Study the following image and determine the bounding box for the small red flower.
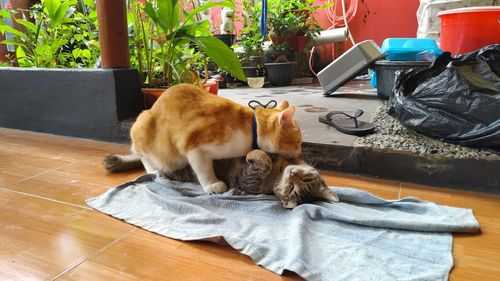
[4,2,12,9]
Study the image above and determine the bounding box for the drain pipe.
[312,27,349,46]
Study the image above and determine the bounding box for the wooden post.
[96,0,130,68]
[0,32,8,62]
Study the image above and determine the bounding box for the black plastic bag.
[389,44,500,152]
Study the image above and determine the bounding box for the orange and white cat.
[127,83,302,194]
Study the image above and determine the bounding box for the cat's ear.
[277,100,289,111]
[313,181,339,203]
[278,106,295,127]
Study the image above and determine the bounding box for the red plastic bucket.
[438,6,500,55]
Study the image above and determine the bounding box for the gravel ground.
[354,102,500,160]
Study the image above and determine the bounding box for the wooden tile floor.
[0,128,499,280]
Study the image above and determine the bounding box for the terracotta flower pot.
[202,80,219,95]
[141,88,167,109]
[142,82,218,109]
[287,35,309,51]
[270,35,286,44]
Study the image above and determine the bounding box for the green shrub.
[0,0,99,68]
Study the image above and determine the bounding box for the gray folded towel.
[87,174,480,281]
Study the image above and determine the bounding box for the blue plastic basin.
[381,38,443,61]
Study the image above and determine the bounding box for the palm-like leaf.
[157,0,179,33]
[144,2,167,32]
[0,23,26,38]
[195,36,246,81]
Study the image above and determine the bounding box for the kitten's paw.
[286,166,300,177]
[104,154,121,172]
[203,181,228,194]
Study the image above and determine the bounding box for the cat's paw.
[286,166,301,177]
[246,149,272,165]
[203,181,228,194]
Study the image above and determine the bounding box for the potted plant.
[235,0,266,86]
[267,0,331,52]
[264,0,331,81]
[127,0,246,108]
[239,25,264,78]
[264,42,297,86]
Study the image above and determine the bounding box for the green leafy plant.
[127,0,245,88]
[240,32,263,65]
[267,0,332,40]
[0,0,99,68]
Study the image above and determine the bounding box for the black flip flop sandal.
[319,109,375,136]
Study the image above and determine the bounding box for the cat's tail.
[104,153,143,172]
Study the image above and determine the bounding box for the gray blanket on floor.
[86,174,480,281]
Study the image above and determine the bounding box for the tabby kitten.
[230,150,339,208]
[105,149,339,208]
[128,83,302,195]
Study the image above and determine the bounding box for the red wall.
[314,0,420,61]
[207,0,420,63]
